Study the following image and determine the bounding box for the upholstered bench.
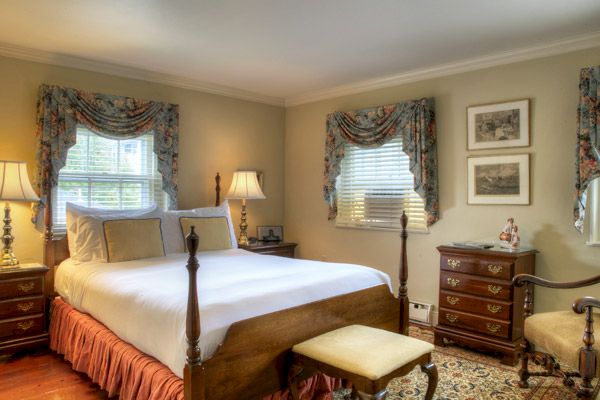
[288,325,438,400]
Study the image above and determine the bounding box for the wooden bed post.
[399,211,409,335]
[184,226,206,400]
[215,172,221,206]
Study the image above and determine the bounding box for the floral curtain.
[323,97,438,226]
[33,84,179,222]
[574,66,600,232]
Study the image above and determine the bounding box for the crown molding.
[0,42,285,107]
[285,31,600,107]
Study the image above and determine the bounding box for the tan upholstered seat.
[525,311,600,377]
[292,324,434,380]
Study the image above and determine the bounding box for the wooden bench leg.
[353,389,387,400]
[421,362,438,400]
[288,362,303,400]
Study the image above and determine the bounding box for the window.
[588,177,600,246]
[336,136,427,231]
[53,127,166,229]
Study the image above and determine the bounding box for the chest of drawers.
[239,242,298,258]
[0,263,49,355]
[433,245,536,365]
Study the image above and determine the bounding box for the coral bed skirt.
[50,298,339,399]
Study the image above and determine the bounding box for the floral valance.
[323,97,439,226]
[575,66,600,232]
[33,84,179,222]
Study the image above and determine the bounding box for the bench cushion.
[292,325,434,380]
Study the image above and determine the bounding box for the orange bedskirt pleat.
[49,298,339,400]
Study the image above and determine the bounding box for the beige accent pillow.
[179,217,233,252]
[103,218,165,263]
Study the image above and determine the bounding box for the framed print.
[467,154,530,205]
[257,225,283,242]
[467,99,529,150]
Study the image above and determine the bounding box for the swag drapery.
[574,66,600,232]
[33,84,179,222]
[323,97,439,226]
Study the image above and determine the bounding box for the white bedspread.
[55,249,391,378]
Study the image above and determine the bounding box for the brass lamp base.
[1,203,18,266]
[238,199,250,246]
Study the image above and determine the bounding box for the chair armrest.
[513,273,600,289]
[573,296,600,314]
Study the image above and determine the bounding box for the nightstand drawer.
[439,308,511,339]
[0,296,45,319]
[440,290,512,320]
[440,271,512,300]
[0,314,45,339]
[0,277,43,300]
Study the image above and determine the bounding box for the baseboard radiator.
[409,300,433,326]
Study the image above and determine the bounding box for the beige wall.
[284,47,600,316]
[0,55,285,264]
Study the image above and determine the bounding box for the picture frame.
[257,225,283,242]
[467,99,529,150]
[467,154,530,205]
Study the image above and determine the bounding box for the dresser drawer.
[0,296,45,319]
[439,308,511,339]
[0,277,43,300]
[441,255,513,280]
[0,314,44,339]
[440,271,512,300]
[440,290,512,320]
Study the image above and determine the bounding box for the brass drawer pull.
[487,304,502,313]
[488,285,502,295]
[488,264,503,274]
[447,278,460,287]
[447,259,461,269]
[17,282,35,293]
[446,314,459,323]
[17,320,34,331]
[486,323,501,333]
[17,302,34,312]
[446,296,460,305]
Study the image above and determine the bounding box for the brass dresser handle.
[486,323,501,333]
[17,302,34,312]
[17,320,34,331]
[447,278,460,287]
[487,304,502,313]
[488,285,502,295]
[446,314,458,323]
[488,265,503,274]
[17,282,35,293]
[447,259,461,269]
[446,296,460,305]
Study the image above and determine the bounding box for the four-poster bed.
[44,173,411,400]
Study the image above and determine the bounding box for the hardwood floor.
[0,350,110,399]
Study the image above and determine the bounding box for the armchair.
[513,273,600,399]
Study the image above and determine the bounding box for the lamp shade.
[225,171,266,200]
[0,161,39,202]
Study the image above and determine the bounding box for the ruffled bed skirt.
[50,298,339,399]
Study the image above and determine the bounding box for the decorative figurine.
[499,218,514,242]
[499,217,520,249]
[510,225,520,248]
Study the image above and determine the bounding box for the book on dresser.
[434,245,537,365]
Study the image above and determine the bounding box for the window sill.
[335,222,429,234]
[586,241,600,247]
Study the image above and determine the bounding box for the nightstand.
[0,263,49,355]
[239,242,298,258]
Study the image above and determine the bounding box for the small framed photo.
[257,225,283,242]
[467,154,530,205]
[467,99,529,150]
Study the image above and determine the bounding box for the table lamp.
[0,161,39,266]
[226,171,266,246]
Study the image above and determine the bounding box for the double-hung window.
[336,136,427,232]
[588,178,600,246]
[52,126,166,229]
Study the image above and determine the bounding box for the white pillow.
[161,200,238,254]
[73,206,163,263]
[66,203,159,257]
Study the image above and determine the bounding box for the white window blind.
[336,136,427,231]
[53,127,166,229]
[588,178,600,246]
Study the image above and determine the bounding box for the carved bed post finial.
[215,172,221,206]
[399,211,409,335]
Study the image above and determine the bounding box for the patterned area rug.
[333,326,599,399]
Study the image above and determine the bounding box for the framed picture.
[467,154,530,205]
[257,225,283,242]
[467,99,529,150]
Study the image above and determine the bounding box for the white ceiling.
[0,0,599,105]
